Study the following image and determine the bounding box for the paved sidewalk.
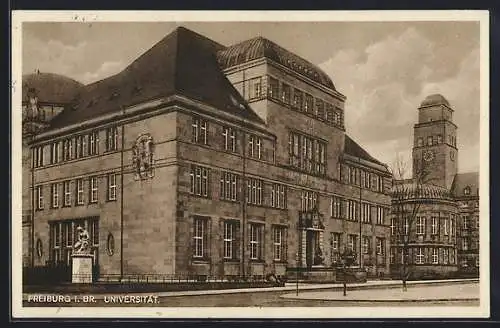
[281,282,479,302]
[23,278,478,301]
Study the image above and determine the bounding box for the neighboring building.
[390,94,480,280]
[21,72,83,267]
[24,27,392,283]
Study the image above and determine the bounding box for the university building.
[390,94,480,279]
[22,27,394,282]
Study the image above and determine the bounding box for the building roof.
[344,135,387,168]
[392,180,451,200]
[22,72,84,105]
[48,27,264,130]
[420,94,450,108]
[451,172,479,198]
[217,37,336,91]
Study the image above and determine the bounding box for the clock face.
[423,150,434,162]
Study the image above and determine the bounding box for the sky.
[22,21,481,174]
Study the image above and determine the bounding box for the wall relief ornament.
[132,133,155,180]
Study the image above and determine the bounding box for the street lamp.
[295,252,299,296]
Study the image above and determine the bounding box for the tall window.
[347,200,358,221]
[301,190,317,211]
[190,165,210,197]
[404,218,409,235]
[462,215,469,230]
[273,226,286,261]
[362,236,370,254]
[107,173,117,201]
[432,248,439,264]
[88,131,99,155]
[443,218,448,235]
[271,183,286,209]
[62,138,73,161]
[50,142,60,164]
[304,94,314,113]
[90,176,98,203]
[330,233,341,263]
[222,127,237,152]
[51,183,59,208]
[315,99,325,120]
[427,136,433,146]
[249,223,263,260]
[416,247,424,264]
[451,216,455,236]
[106,126,119,151]
[63,181,71,207]
[76,178,84,205]
[33,146,44,168]
[75,135,86,158]
[390,218,395,235]
[281,83,291,104]
[246,178,263,205]
[220,171,238,201]
[223,221,236,259]
[268,76,279,99]
[376,238,385,255]
[293,89,303,110]
[248,77,262,100]
[193,217,207,258]
[192,117,208,145]
[288,131,326,175]
[248,135,262,159]
[462,238,469,251]
[331,196,343,218]
[416,216,426,235]
[432,216,438,235]
[376,206,385,225]
[36,185,44,210]
[347,234,357,252]
[443,248,449,264]
[390,248,395,264]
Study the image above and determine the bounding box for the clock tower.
[412,94,458,190]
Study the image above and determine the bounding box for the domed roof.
[217,37,336,90]
[22,72,84,105]
[392,181,451,200]
[420,94,450,107]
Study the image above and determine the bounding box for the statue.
[73,226,91,255]
[132,134,154,180]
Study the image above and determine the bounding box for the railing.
[97,274,273,284]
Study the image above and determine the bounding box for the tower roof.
[217,37,336,91]
[420,94,450,108]
[48,26,264,130]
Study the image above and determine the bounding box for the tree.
[389,153,435,291]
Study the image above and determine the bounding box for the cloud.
[79,61,124,84]
[320,27,480,174]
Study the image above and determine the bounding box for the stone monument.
[71,226,94,283]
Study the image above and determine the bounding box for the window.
[220,171,238,202]
[432,216,438,235]
[63,181,71,207]
[390,218,395,235]
[248,135,262,159]
[273,226,286,261]
[247,178,263,205]
[427,136,433,146]
[288,131,326,175]
[462,215,469,230]
[50,142,60,164]
[416,216,426,235]
[107,173,117,201]
[106,126,119,151]
[90,176,98,203]
[390,248,395,264]
[193,217,207,258]
[331,196,343,218]
[190,165,210,197]
[443,218,448,235]
[432,248,439,264]
[315,99,325,119]
[437,135,443,144]
[301,190,318,211]
[281,83,291,104]
[76,178,84,205]
[222,127,237,152]
[360,203,371,223]
[271,183,287,209]
[326,104,334,123]
[75,135,86,158]
[36,185,44,210]
[248,77,262,100]
[450,216,455,236]
[304,94,314,113]
[416,248,424,264]
[62,222,73,248]
[268,76,279,99]
[51,183,59,208]
[347,235,357,252]
[88,131,99,155]
[347,200,358,221]
[404,218,409,235]
[376,238,385,255]
[62,138,73,161]
[376,206,385,225]
[90,220,99,246]
[330,233,341,263]
[443,248,449,264]
[363,236,370,254]
[192,117,208,145]
[293,89,303,110]
[33,146,44,168]
[417,137,423,147]
[249,223,263,260]
[223,221,236,259]
[462,238,469,251]
[450,249,456,264]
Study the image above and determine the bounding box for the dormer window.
[464,186,471,196]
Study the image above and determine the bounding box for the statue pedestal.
[71,254,94,283]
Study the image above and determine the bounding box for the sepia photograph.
[11,10,490,319]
